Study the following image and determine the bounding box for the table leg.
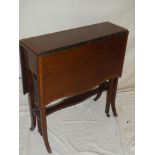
[111,77,118,117]
[40,108,52,153]
[105,79,114,117]
[28,71,36,131]
[37,119,42,136]
[31,74,43,135]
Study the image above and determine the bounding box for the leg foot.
[106,113,110,117]
[45,141,52,153]
[30,124,36,131]
[40,108,52,153]
[113,112,118,117]
[93,92,102,101]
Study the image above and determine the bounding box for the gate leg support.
[94,81,108,101]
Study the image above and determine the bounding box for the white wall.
[19,0,135,90]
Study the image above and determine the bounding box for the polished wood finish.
[46,81,108,116]
[20,22,129,153]
[40,34,127,106]
[20,22,128,55]
[20,46,29,94]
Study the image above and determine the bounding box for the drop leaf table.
[20,22,129,153]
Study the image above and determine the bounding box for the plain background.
[19,1,135,155]
[19,0,135,91]
[19,1,135,154]
[1,0,155,155]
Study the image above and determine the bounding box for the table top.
[20,22,128,56]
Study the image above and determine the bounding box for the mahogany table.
[20,22,129,153]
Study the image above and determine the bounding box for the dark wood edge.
[20,30,129,57]
[19,45,29,94]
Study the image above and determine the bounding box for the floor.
[19,80,134,155]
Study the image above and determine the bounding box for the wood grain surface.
[20,22,128,56]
